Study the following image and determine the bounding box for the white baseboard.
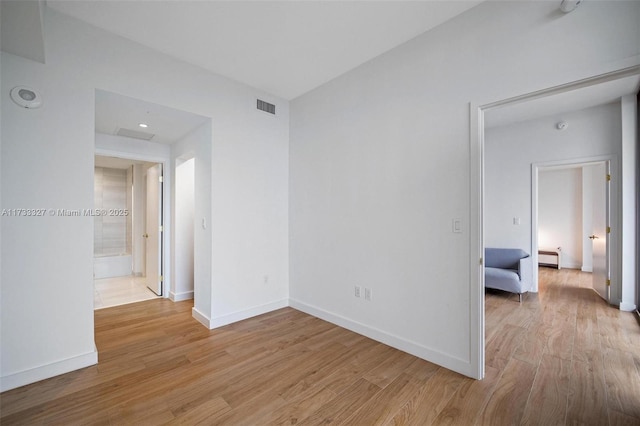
[209,299,289,329]
[192,307,212,328]
[289,298,474,378]
[170,290,194,302]
[0,347,98,392]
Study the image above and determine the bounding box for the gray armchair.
[484,248,533,302]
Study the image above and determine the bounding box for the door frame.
[470,64,639,380]
[95,148,171,299]
[532,156,618,297]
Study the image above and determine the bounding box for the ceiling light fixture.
[138,123,148,128]
[560,0,581,13]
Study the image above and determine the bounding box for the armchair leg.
[519,293,522,303]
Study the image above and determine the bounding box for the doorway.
[93,155,164,309]
[472,66,640,379]
[535,160,611,301]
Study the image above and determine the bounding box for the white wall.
[1,7,289,391]
[290,1,639,378]
[174,158,195,301]
[485,103,621,252]
[171,122,213,321]
[538,168,583,269]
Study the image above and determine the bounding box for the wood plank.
[485,323,526,370]
[167,397,231,425]
[340,373,423,425]
[520,354,571,425]
[297,378,382,425]
[602,347,640,419]
[387,368,466,425]
[565,358,609,425]
[479,358,537,426]
[431,365,501,425]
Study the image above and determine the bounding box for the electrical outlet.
[364,288,372,301]
[354,286,361,298]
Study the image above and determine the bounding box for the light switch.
[513,217,521,225]
[452,218,462,233]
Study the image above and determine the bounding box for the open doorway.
[472,66,640,379]
[93,89,211,319]
[93,155,163,309]
[535,160,611,301]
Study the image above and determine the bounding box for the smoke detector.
[10,86,42,109]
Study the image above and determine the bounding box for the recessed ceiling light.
[138,123,148,128]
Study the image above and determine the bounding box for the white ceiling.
[95,90,210,144]
[47,0,483,100]
[42,2,640,140]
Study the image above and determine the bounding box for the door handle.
[143,233,149,238]
[589,235,599,240]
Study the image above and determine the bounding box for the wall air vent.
[257,99,276,115]
[116,128,155,141]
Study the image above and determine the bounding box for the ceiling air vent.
[116,128,155,141]
[257,99,275,115]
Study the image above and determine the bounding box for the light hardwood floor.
[2,268,639,425]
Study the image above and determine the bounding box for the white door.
[590,162,609,301]
[145,164,163,295]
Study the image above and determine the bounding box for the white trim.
[170,290,194,302]
[479,66,640,111]
[192,307,211,328]
[0,348,98,392]
[209,299,289,329]
[469,102,484,380]
[290,298,475,378]
[531,166,540,291]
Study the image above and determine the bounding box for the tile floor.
[94,275,160,309]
